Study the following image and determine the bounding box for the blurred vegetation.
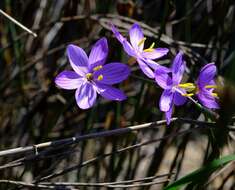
[0,0,235,189]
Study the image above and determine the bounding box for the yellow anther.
[97,74,103,81]
[205,85,217,89]
[138,37,146,47]
[149,42,155,49]
[178,83,195,88]
[93,65,103,71]
[211,93,219,98]
[143,42,155,52]
[143,48,154,52]
[182,93,194,97]
[178,83,196,92]
[86,73,93,80]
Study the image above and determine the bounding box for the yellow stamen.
[149,42,155,49]
[138,37,146,47]
[86,73,93,80]
[143,42,155,52]
[93,65,103,71]
[212,93,219,98]
[205,85,217,89]
[178,83,195,88]
[182,93,194,97]
[143,48,154,52]
[97,74,103,81]
[178,83,196,91]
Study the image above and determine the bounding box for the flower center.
[85,66,104,81]
[177,83,196,97]
[177,83,219,98]
[86,72,103,82]
[137,37,155,52]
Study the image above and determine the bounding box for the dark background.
[0,0,235,189]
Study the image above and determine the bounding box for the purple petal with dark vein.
[55,71,84,90]
[75,82,97,109]
[144,59,159,70]
[159,89,173,112]
[96,83,126,101]
[93,62,130,85]
[206,80,216,93]
[172,51,185,85]
[137,58,155,78]
[88,37,108,70]
[129,23,144,51]
[122,40,136,57]
[173,91,187,106]
[197,63,217,87]
[67,45,89,76]
[142,48,169,60]
[155,65,172,89]
[165,105,173,125]
[111,24,126,43]
[197,90,219,109]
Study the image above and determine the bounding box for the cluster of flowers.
[55,23,219,124]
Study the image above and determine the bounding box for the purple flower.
[55,37,130,109]
[196,63,219,109]
[155,52,187,124]
[111,23,168,78]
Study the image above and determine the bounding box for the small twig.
[0,179,169,189]
[0,180,54,189]
[41,180,169,188]
[0,117,216,158]
[41,174,170,186]
[0,118,173,158]
[0,9,37,37]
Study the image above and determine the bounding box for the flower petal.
[142,48,169,60]
[96,83,126,101]
[173,91,187,106]
[197,63,217,87]
[165,105,173,125]
[75,82,97,109]
[111,24,126,43]
[137,58,155,78]
[144,59,159,70]
[129,23,144,51]
[67,45,89,76]
[159,89,173,112]
[172,51,185,85]
[88,37,108,70]
[197,90,219,109]
[93,62,130,85]
[155,65,172,89]
[123,40,136,57]
[206,80,216,93]
[55,71,84,90]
